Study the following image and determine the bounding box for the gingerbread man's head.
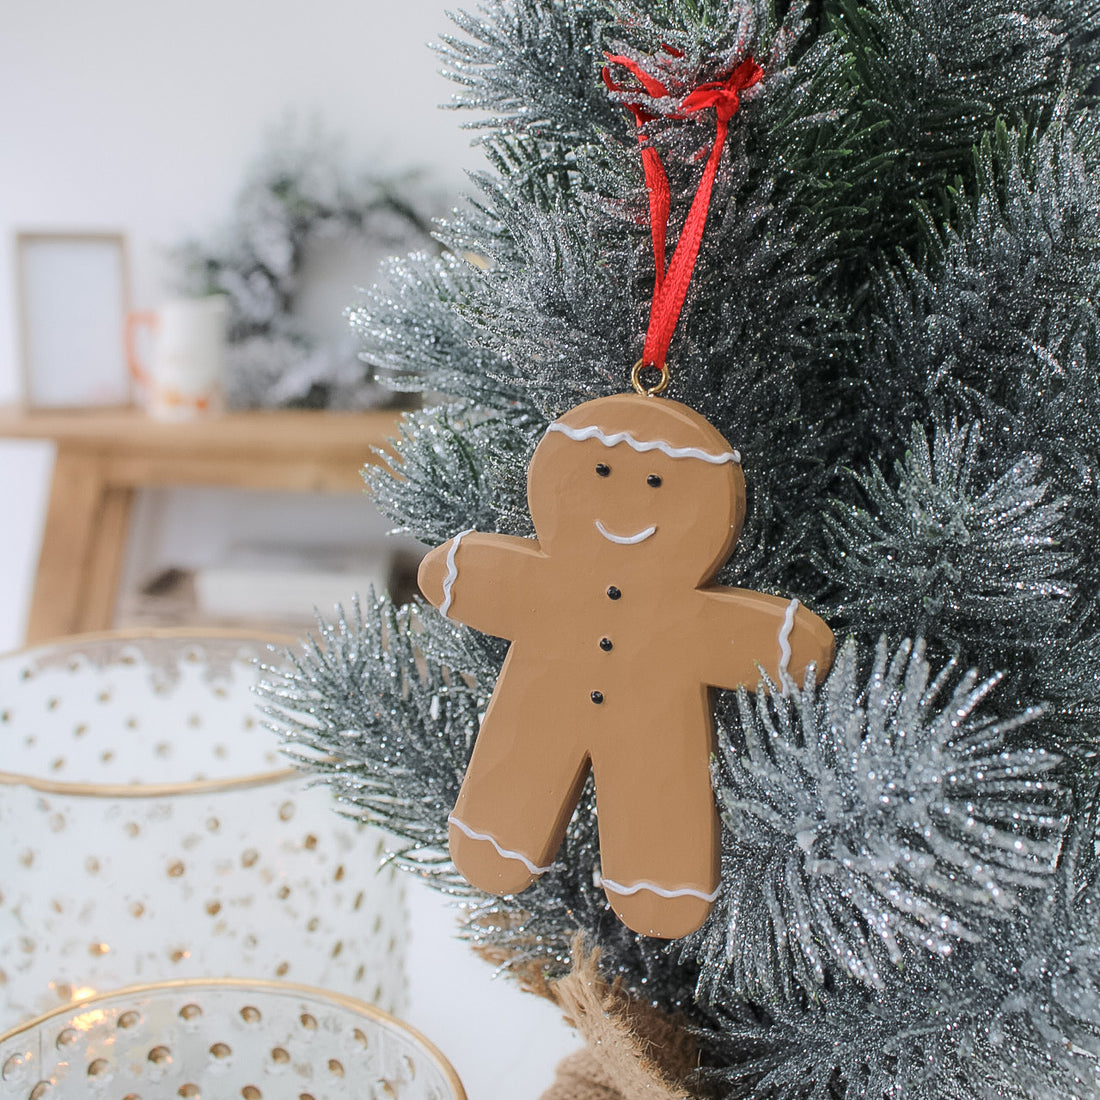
[528,393,746,585]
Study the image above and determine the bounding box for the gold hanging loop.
[631,359,671,397]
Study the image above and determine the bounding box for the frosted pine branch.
[693,637,1067,1002]
[823,419,1076,661]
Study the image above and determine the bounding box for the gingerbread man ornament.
[418,393,835,938]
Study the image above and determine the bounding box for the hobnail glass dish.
[0,978,465,1099]
[0,631,406,1028]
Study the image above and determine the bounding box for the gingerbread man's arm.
[696,588,835,691]
[418,531,546,641]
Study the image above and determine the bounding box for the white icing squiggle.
[777,597,801,691]
[448,814,553,876]
[595,520,657,545]
[439,528,475,619]
[599,875,722,903]
[548,422,741,465]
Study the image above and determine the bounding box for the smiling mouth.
[595,520,657,545]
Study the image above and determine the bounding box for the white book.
[194,543,393,620]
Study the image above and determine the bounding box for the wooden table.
[0,406,404,643]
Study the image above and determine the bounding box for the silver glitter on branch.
[362,404,541,546]
[693,636,1067,1002]
[867,109,1100,457]
[449,194,639,417]
[824,0,1076,262]
[700,874,1100,1099]
[602,0,802,67]
[823,419,1076,660]
[438,0,619,141]
[350,250,535,415]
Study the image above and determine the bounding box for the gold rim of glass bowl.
[0,627,303,798]
[0,977,467,1099]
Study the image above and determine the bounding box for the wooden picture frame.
[16,231,132,410]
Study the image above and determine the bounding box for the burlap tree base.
[535,939,699,1100]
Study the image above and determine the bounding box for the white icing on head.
[598,874,721,903]
[547,421,741,465]
[448,814,552,876]
[777,597,801,693]
[440,528,475,619]
[595,520,657,545]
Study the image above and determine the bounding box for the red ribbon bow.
[603,54,763,376]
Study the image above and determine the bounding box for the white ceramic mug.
[126,296,228,420]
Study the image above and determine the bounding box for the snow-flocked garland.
[174,125,439,410]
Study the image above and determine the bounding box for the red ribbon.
[603,54,763,373]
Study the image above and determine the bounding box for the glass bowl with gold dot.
[0,978,464,1099]
[0,631,407,1028]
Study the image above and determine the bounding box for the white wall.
[0,0,474,346]
[0,3,578,1093]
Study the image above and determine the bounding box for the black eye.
[596,463,611,477]
[647,474,662,487]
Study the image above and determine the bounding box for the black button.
[599,637,613,651]
[591,691,604,704]
[647,474,662,487]
[607,586,621,600]
[596,463,611,477]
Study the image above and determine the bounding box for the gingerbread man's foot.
[600,875,718,939]
[448,815,551,896]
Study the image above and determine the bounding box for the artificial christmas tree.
[262,1,1100,1095]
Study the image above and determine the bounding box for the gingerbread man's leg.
[449,651,591,895]
[591,686,720,939]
